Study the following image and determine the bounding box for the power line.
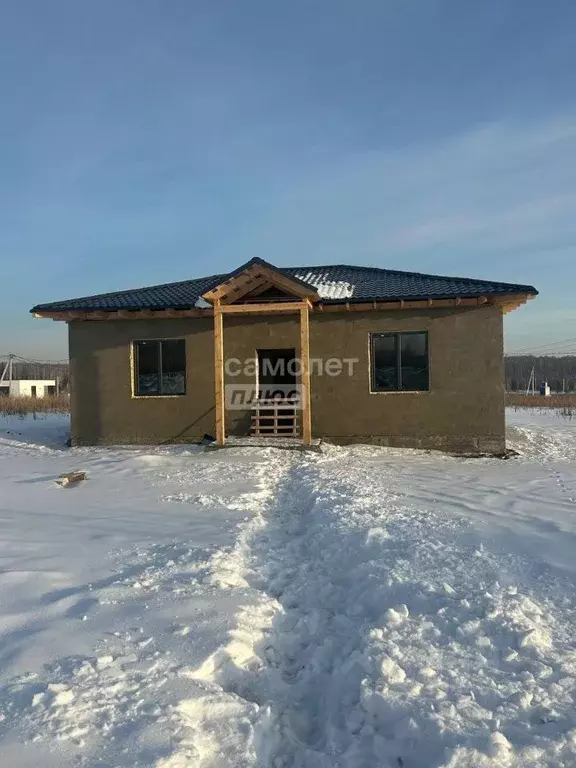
[506,337,576,356]
[0,353,69,364]
[507,348,576,358]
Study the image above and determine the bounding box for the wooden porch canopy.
[200,259,320,446]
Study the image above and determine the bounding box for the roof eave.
[32,290,537,321]
[319,289,538,305]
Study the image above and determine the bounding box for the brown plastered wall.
[309,305,505,453]
[68,314,300,446]
[68,304,505,453]
[69,317,216,446]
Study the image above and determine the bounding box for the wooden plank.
[314,295,535,313]
[250,395,299,437]
[258,428,298,434]
[202,264,319,304]
[490,293,535,305]
[108,308,208,319]
[236,280,277,301]
[33,311,88,321]
[219,275,271,304]
[202,265,263,301]
[220,301,308,315]
[300,304,312,445]
[34,308,211,322]
[56,471,87,487]
[257,269,318,300]
[84,311,108,320]
[33,292,537,324]
[213,301,225,446]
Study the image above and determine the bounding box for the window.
[133,340,186,396]
[370,332,429,392]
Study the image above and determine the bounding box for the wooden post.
[214,301,226,445]
[300,304,312,445]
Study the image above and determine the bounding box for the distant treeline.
[505,356,576,392]
[1,361,70,390]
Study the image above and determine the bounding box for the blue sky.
[1,0,575,358]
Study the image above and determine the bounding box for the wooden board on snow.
[56,471,87,487]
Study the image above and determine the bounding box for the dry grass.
[506,393,576,418]
[506,393,576,408]
[0,394,70,416]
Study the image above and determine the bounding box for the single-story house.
[31,257,537,453]
[0,379,57,398]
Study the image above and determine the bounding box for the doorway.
[254,348,299,436]
[257,348,297,396]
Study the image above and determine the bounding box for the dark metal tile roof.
[31,261,537,313]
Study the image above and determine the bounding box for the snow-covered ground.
[1,410,576,767]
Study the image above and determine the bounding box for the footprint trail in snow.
[182,446,576,768]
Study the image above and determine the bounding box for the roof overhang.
[31,291,536,321]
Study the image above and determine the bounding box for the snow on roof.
[293,272,355,299]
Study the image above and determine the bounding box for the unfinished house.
[31,258,537,453]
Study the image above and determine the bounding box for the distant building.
[0,379,56,398]
[540,381,551,396]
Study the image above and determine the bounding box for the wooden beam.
[34,311,71,321]
[209,268,266,303]
[220,275,271,304]
[202,269,262,301]
[491,293,535,314]
[201,264,319,304]
[220,301,308,315]
[240,280,276,300]
[314,296,514,313]
[32,292,537,322]
[489,292,536,305]
[33,308,211,322]
[501,299,527,314]
[82,311,107,320]
[213,301,225,446]
[151,309,181,319]
[56,471,87,487]
[300,303,312,445]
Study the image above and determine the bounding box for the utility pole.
[0,354,14,394]
[525,366,536,396]
[0,355,14,388]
